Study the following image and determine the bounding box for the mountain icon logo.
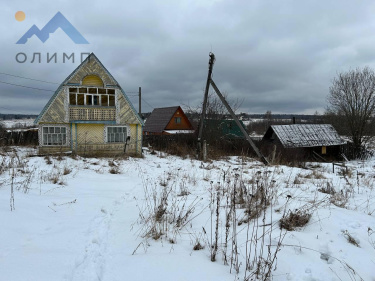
[16,12,89,44]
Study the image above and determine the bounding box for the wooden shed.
[203,119,247,139]
[143,106,194,135]
[262,124,346,159]
[34,53,143,156]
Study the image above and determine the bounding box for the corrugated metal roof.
[143,106,179,133]
[268,124,346,148]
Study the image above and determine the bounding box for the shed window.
[107,126,127,143]
[322,146,327,155]
[42,126,67,146]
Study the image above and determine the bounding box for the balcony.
[69,106,116,121]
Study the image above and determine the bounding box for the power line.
[0,72,59,84]
[0,73,155,110]
[141,97,154,109]
[0,106,38,115]
[0,80,54,92]
[126,92,154,109]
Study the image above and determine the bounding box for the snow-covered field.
[0,147,374,281]
[0,118,36,129]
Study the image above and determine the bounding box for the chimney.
[292,116,296,124]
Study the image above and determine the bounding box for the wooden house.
[203,119,247,139]
[262,124,346,159]
[143,106,194,135]
[34,53,143,156]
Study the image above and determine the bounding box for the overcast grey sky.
[1,0,375,115]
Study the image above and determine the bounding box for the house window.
[175,117,181,124]
[69,87,116,107]
[42,126,67,146]
[107,126,127,143]
[69,94,76,105]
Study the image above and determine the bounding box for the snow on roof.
[267,124,346,148]
[163,130,195,134]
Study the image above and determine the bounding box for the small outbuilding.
[143,106,194,135]
[203,119,247,139]
[262,124,346,159]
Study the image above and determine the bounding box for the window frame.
[106,126,128,143]
[69,87,116,107]
[42,126,68,146]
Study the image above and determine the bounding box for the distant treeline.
[0,114,37,120]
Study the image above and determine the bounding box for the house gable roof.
[35,53,143,125]
[144,106,181,133]
[263,124,346,148]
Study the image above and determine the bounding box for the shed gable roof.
[144,106,180,133]
[265,124,346,148]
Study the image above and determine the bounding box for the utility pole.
[197,52,215,153]
[138,87,142,118]
[197,53,269,165]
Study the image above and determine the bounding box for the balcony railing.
[69,106,116,121]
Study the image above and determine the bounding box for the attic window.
[175,117,181,124]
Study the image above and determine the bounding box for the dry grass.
[63,167,71,175]
[318,182,336,195]
[279,209,312,231]
[330,191,349,208]
[342,230,360,247]
[193,241,204,250]
[109,166,120,174]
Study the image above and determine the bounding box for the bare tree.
[183,90,243,127]
[327,67,375,153]
[204,90,243,120]
[263,110,272,131]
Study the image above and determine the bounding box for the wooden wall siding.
[39,146,71,154]
[75,144,126,155]
[82,75,103,87]
[77,124,105,145]
[71,123,76,151]
[67,57,116,86]
[117,91,141,125]
[39,145,129,156]
[39,90,66,123]
[165,108,193,130]
[69,107,116,121]
[75,123,139,155]
[130,124,142,155]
